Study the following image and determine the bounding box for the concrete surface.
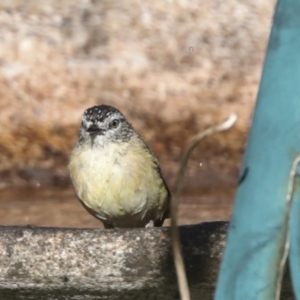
[0,222,295,299]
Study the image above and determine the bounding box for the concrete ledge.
[0,222,294,299]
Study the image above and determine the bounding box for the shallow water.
[0,187,234,228]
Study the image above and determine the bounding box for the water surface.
[0,187,234,228]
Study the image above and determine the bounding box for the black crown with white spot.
[83,105,122,122]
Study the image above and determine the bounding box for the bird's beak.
[87,125,105,135]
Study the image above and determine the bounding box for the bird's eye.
[110,119,120,129]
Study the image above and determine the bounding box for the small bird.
[69,105,170,228]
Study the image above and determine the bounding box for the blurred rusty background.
[0,0,275,227]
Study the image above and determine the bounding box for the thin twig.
[275,154,300,300]
[171,114,237,300]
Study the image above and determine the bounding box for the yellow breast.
[68,138,168,227]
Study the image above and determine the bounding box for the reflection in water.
[0,187,234,228]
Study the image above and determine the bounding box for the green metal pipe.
[215,0,300,299]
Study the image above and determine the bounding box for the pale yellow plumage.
[69,135,169,228]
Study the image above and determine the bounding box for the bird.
[68,104,170,228]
